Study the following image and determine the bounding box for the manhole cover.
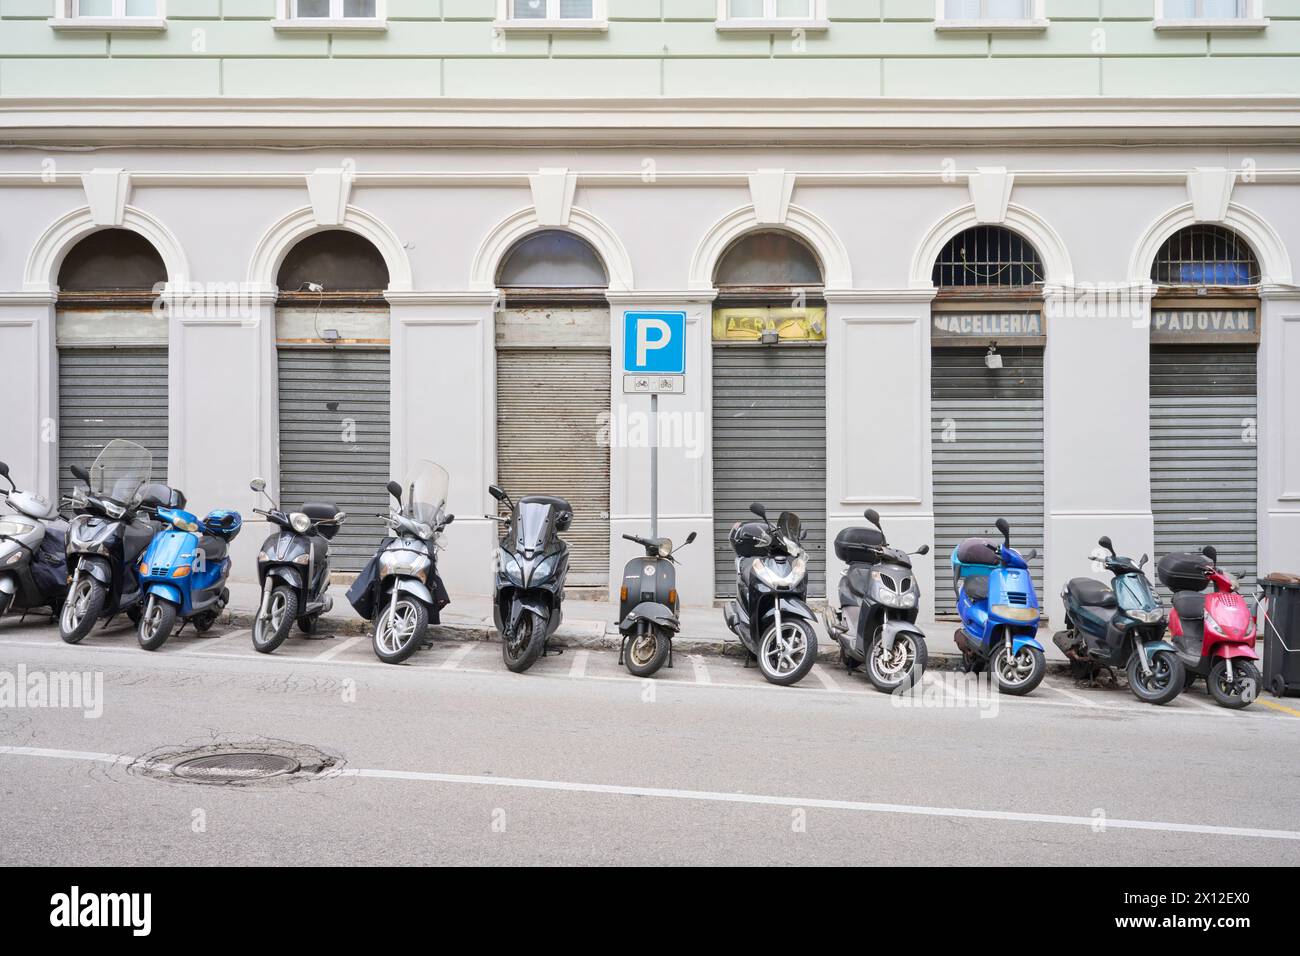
[172,752,301,782]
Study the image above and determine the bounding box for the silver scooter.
[0,460,67,623]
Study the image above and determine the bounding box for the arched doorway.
[56,228,169,502]
[274,229,391,572]
[710,231,827,598]
[929,225,1046,615]
[1148,224,1261,594]
[494,230,611,588]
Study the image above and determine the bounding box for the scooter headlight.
[290,512,311,534]
[103,501,125,519]
[499,550,523,586]
[5,550,22,565]
[752,556,806,590]
[991,604,1039,623]
[658,539,673,558]
[1129,608,1164,625]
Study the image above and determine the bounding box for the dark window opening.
[932,226,1044,289]
[497,230,609,291]
[58,229,167,294]
[714,231,824,290]
[1151,225,1260,287]
[277,230,390,303]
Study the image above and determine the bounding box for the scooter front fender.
[1135,639,1178,669]
[1010,634,1044,656]
[77,556,112,586]
[1208,642,1259,661]
[145,583,184,607]
[881,619,927,654]
[763,596,817,625]
[265,565,303,592]
[392,577,434,607]
[619,601,679,633]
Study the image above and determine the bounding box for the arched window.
[277,229,390,294]
[497,230,608,289]
[714,231,823,288]
[932,226,1044,289]
[1151,225,1260,287]
[58,229,166,293]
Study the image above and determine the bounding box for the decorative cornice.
[1,96,1299,147]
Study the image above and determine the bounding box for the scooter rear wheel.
[625,625,671,678]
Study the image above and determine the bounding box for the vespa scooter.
[135,505,242,650]
[823,508,931,692]
[489,484,570,673]
[1160,546,1259,708]
[721,503,819,687]
[952,518,1046,695]
[0,460,67,624]
[1053,536,1184,705]
[616,530,697,678]
[248,477,347,654]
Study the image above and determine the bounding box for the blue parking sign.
[623,311,686,375]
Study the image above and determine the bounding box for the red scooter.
[1159,546,1260,709]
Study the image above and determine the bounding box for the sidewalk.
[221,581,1069,668]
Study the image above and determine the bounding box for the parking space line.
[1178,692,1224,714]
[173,629,250,655]
[439,643,476,671]
[811,664,841,692]
[568,649,590,679]
[1039,680,1106,708]
[314,634,364,662]
[690,655,711,685]
[1257,698,1300,718]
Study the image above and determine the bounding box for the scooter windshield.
[1115,574,1158,612]
[776,511,802,552]
[514,502,554,552]
[88,439,152,504]
[398,460,449,526]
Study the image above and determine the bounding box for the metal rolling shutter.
[277,348,390,573]
[1150,344,1258,596]
[931,347,1045,616]
[58,347,169,503]
[712,344,827,599]
[496,347,611,587]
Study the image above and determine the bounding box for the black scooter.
[248,477,347,654]
[0,460,67,623]
[721,502,819,686]
[1053,535,1186,705]
[823,508,931,692]
[617,530,697,677]
[489,484,570,673]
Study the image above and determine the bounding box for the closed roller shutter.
[712,344,826,599]
[931,347,1044,616]
[277,348,390,573]
[58,347,169,503]
[496,347,611,587]
[1150,344,1258,596]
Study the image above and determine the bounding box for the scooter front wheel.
[866,629,927,693]
[137,598,178,651]
[757,618,817,686]
[990,644,1045,696]
[1207,658,1259,709]
[252,586,297,655]
[373,597,428,665]
[60,578,105,645]
[1127,649,1184,705]
[625,625,671,678]
[502,612,546,673]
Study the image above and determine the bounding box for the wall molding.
[690,202,852,291]
[246,203,413,293]
[1128,200,1293,286]
[469,204,634,293]
[24,203,190,293]
[910,201,1075,288]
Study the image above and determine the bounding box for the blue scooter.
[135,505,242,651]
[952,517,1046,695]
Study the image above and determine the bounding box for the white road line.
[1040,680,1106,708]
[1178,691,1224,714]
[10,744,1291,843]
[568,649,590,679]
[439,643,476,671]
[811,664,841,692]
[314,634,365,662]
[173,629,251,655]
[690,655,711,684]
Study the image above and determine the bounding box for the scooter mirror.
[443,514,455,525]
[1026,549,1040,561]
[1140,553,1149,568]
[386,480,403,502]
[685,531,698,545]
[70,464,89,482]
[864,508,881,528]
[1098,535,1114,554]
[917,544,930,556]
[249,477,266,493]
[335,512,348,523]
[995,518,1010,536]
[488,484,506,502]
[749,502,767,519]
[0,461,8,477]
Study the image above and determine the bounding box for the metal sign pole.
[650,391,658,539]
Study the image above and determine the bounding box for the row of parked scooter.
[0,439,1261,707]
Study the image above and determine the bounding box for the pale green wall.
[1,1,1298,96]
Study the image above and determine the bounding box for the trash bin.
[1259,573,1300,697]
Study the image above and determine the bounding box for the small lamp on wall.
[984,342,1003,370]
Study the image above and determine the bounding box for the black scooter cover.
[30,526,67,597]
[346,537,450,622]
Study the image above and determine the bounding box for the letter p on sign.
[624,311,686,375]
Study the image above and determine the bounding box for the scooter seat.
[301,501,339,522]
[1066,577,1116,609]
[1173,592,1205,621]
[961,576,989,602]
[197,535,228,564]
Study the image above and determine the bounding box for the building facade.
[2,1,1299,623]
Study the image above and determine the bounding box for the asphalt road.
[0,616,1297,866]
